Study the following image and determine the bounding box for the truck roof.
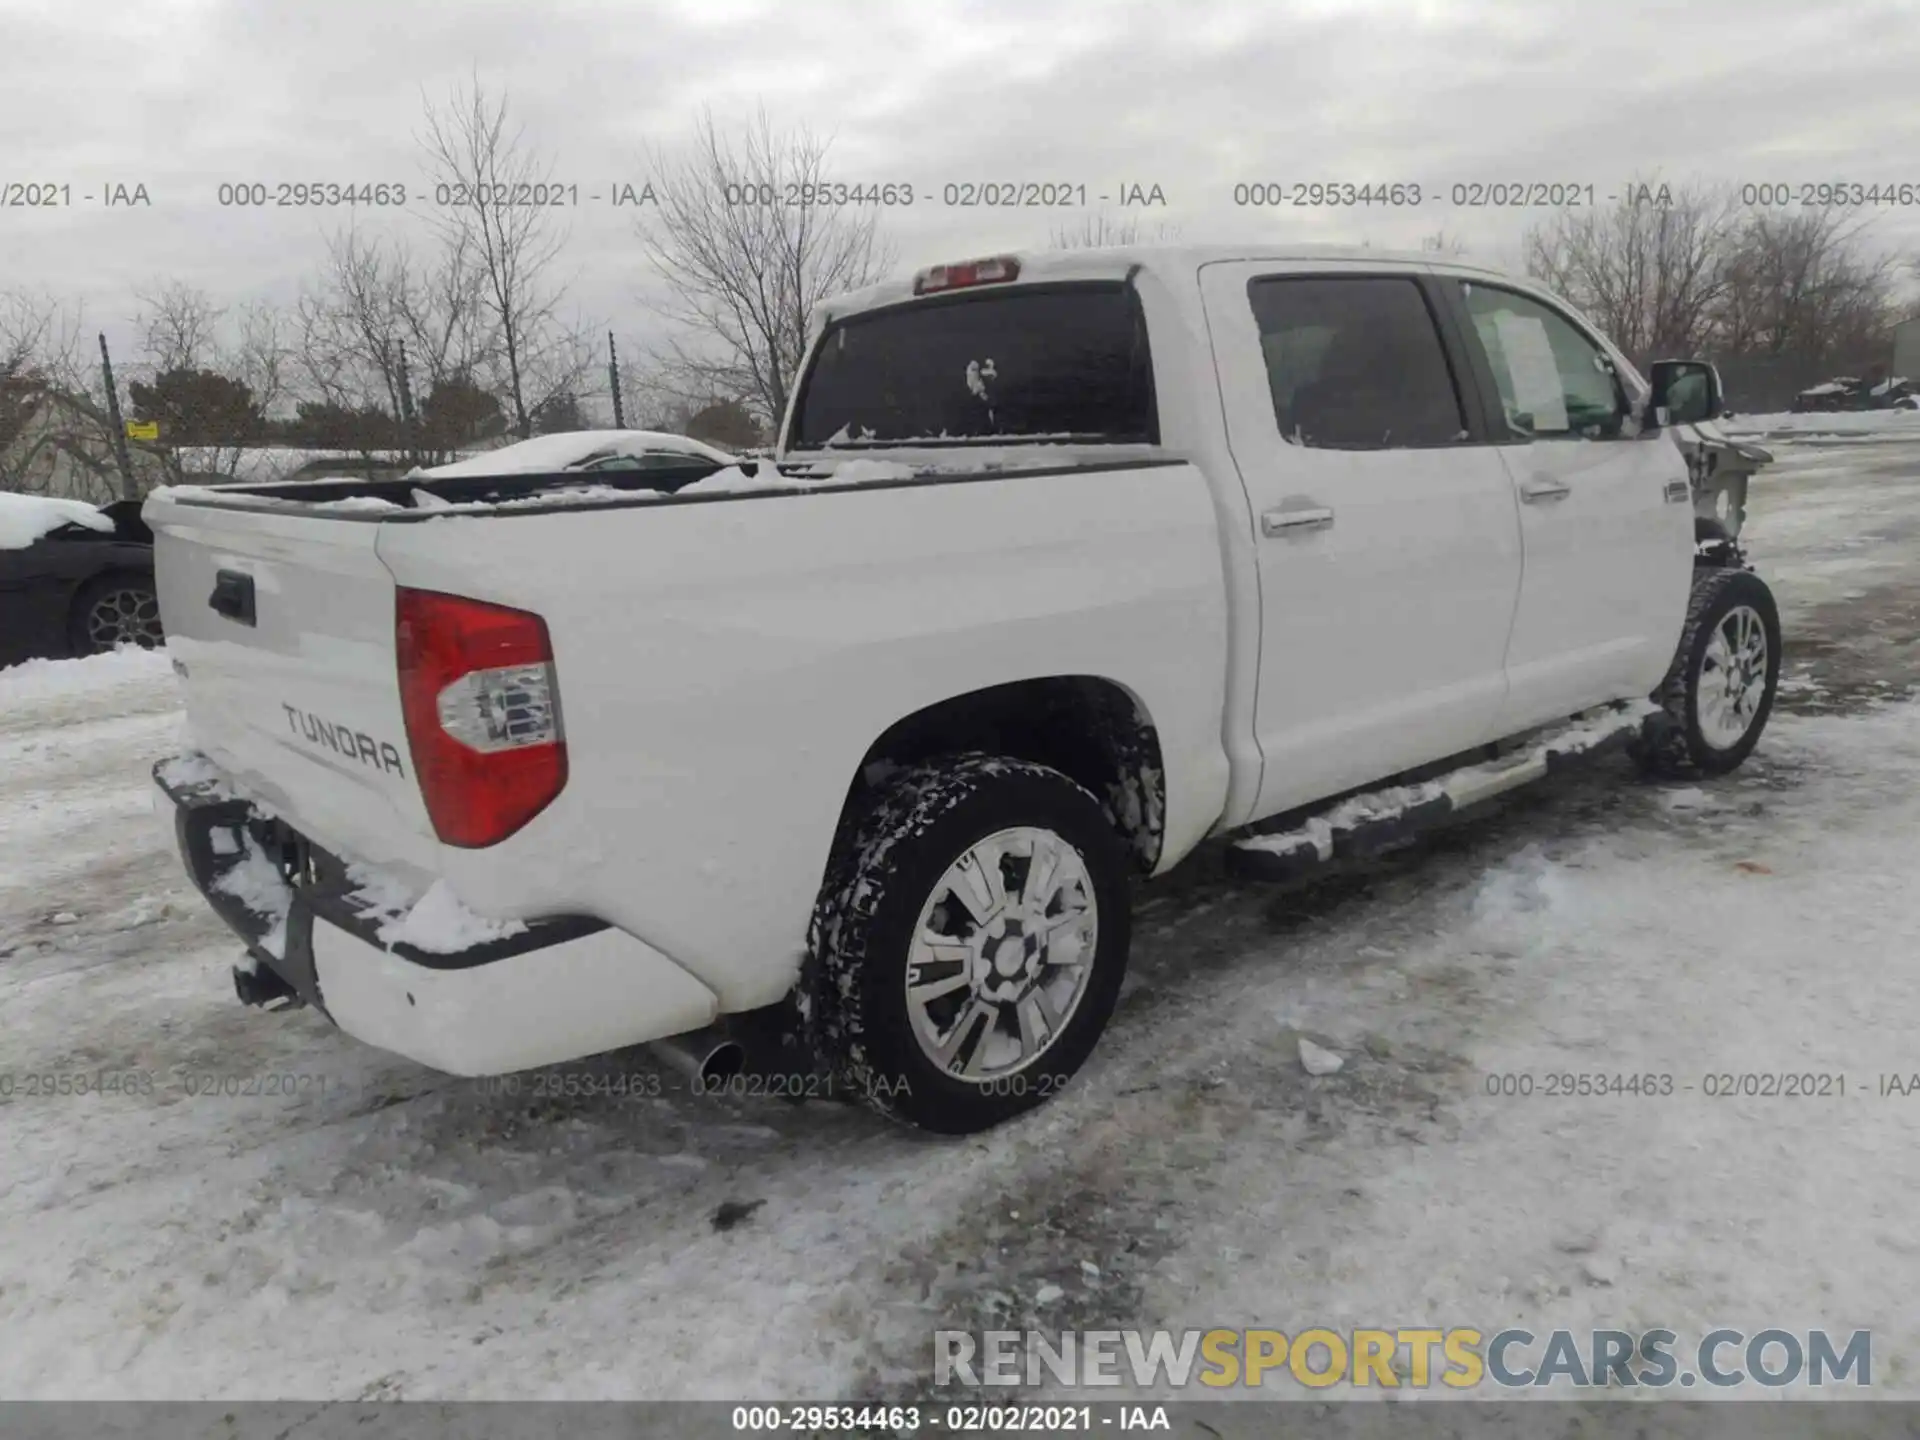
[817,243,1515,321]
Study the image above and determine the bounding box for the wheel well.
[69,567,155,611]
[1694,516,1744,569]
[840,677,1167,872]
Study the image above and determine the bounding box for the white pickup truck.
[147,245,1781,1134]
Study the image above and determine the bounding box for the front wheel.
[69,573,164,655]
[806,755,1132,1135]
[1632,567,1782,777]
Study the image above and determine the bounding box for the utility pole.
[608,331,626,427]
[395,339,418,463]
[98,333,137,500]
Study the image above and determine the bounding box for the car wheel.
[69,573,164,655]
[1631,568,1781,778]
[806,754,1132,1135]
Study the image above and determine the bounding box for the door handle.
[209,569,256,626]
[1262,506,1335,536]
[1519,477,1572,503]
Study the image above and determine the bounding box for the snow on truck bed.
[406,429,737,478]
[149,457,931,517]
[149,445,1158,518]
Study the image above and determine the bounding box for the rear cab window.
[789,283,1158,448]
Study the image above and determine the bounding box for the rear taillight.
[913,255,1021,295]
[395,588,566,848]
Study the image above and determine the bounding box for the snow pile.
[0,491,113,549]
[1298,1037,1345,1075]
[170,447,410,484]
[678,458,918,495]
[154,454,975,522]
[316,496,406,513]
[153,752,229,791]
[1240,780,1447,864]
[149,482,679,520]
[344,866,528,954]
[0,646,174,705]
[148,484,399,515]
[152,751,281,820]
[488,484,674,510]
[148,484,243,505]
[208,830,292,959]
[1722,409,1920,440]
[408,430,736,479]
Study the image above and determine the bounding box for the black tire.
[804,754,1132,1135]
[1631,568,1781,778]
[68,572,164,656]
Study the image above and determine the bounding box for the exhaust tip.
[700,1041,746,1088]
[647,1030,748,1090]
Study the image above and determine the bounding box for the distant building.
[1894,317,1920,384]
[0,391,168,503]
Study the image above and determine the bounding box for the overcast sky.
[5,0,1919,388]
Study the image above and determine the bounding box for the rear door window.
[1246,276,1469,449]
[791,283,1157,447]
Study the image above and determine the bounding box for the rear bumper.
[153,754,719,1075]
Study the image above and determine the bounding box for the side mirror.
[1649,360,1723,426]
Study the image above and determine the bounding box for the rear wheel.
[69,573,164,655]
[1632,568,1781,777]
[806,755,1132,1135]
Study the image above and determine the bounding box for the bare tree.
[1713,208,1900,364]
[418,75,591,439]
[134,279,224,374]
[233,299,292,422]
[636,106,897,431]
[1419,228,1471,257]
[129,280,290,481]
[0,289,141,501]
[1048,210,1181,249]
[296,225,494,464]
[1524,175,1744,361]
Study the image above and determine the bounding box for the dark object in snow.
[0,495,161,668]
[711,1198,766,1232]
[1791,375,1914,412]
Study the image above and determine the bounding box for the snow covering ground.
[3,442,1920,1403]
[1724,408,1920,441]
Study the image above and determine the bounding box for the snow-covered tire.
[1632,568,1781,778]
[804,754,1131,1135]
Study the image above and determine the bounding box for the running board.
[1225,701,1657,882]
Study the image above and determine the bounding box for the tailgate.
[145,492,438,873]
